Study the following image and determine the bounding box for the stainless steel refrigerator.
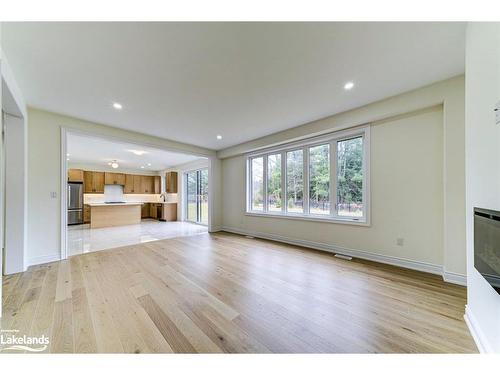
[68,182,83,225]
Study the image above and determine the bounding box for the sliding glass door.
[185,169,208,225]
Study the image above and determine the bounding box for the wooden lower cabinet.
[141,203,150,218]
[83,204,91,223]
[150,203,158,219]
[162,203,177,221]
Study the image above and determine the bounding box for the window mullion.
[303,147,309,214]
[330,141,337,218]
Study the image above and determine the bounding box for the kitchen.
[66,133,209,255]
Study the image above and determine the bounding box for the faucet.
[159,193,167,202]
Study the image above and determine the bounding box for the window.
[286,150,304,213]
[309,144,330,215]
[267,153,282,212]
[246,127,369,224]
[185,168,209,225]
[336,137,363,218]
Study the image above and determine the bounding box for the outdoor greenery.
[286,150,303,212]
[309,144,330,214]
[250,136,363,217]
[267,154,281,211]
[337,137,363,216]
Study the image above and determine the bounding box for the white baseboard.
[27,253,61,268]
[443,270,467,286]
[221,226,466,285]
[464,305,492,353]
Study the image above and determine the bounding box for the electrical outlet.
[495,101,500,125]
[50,191,57,199]
[396,238,404,246]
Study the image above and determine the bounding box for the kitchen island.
[88,202,142,228]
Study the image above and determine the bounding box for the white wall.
[219,76,466,281]
[27,108,220,266]
[1,45,28,275]
[464,22,500,353]
[4,114,26,274]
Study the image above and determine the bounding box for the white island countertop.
[87,202,144,207]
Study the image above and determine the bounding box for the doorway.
[185,168,208,225]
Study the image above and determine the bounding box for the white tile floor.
[68,219,208,256]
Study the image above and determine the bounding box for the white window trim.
[245,125,371,226]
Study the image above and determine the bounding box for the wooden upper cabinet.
[154,176,161,194]
[140,175,154,194]
[124,174,134,193]
[105,172,125,186]
[68,169,84,182]
[166,172,178,193]
[84,171,105,193]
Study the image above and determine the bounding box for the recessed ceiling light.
[147,163,151,166]
[67,158,70,161]
[66,153,70,157]
[216,135,222,140]
[128,149,147,156]
[113,102,123,110]
[140,166,145,169]
[344,81,354,90]
[109,160,119,169]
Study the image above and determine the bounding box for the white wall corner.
[27,253,61,268]
[442,270,467,286]
[464,305,493,353]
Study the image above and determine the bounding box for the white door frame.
[60,127,214,260]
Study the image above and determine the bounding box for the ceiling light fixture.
[108,160,119,169]
[344,81,354,90]
[216,135,222,140]
[147,163,151,166]
[113,102,123,110]
[140,166,145,169]
[129,149,147,156]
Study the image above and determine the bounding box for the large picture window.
[246,127,370,224]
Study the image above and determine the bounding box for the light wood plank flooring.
[1,232,477,353]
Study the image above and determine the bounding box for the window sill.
[244,211,370,226]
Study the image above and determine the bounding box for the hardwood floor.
[1,232,477,353]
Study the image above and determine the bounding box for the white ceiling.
[2,22,465,150]
[67,133,203,171]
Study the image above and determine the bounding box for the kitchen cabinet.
[83,171,105,193]
[150,203,158,219]
[124,174,142,194]
[68,169,84,182]
[83,204,91,223]
[141,176,154,194]
[162,203,177,221]
[154,176,161,194]
[105,172,125,186]
[141,203,150,218]
[124,174,134,193]
[166,172,178,193]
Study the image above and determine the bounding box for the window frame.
[245,125,370,226]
